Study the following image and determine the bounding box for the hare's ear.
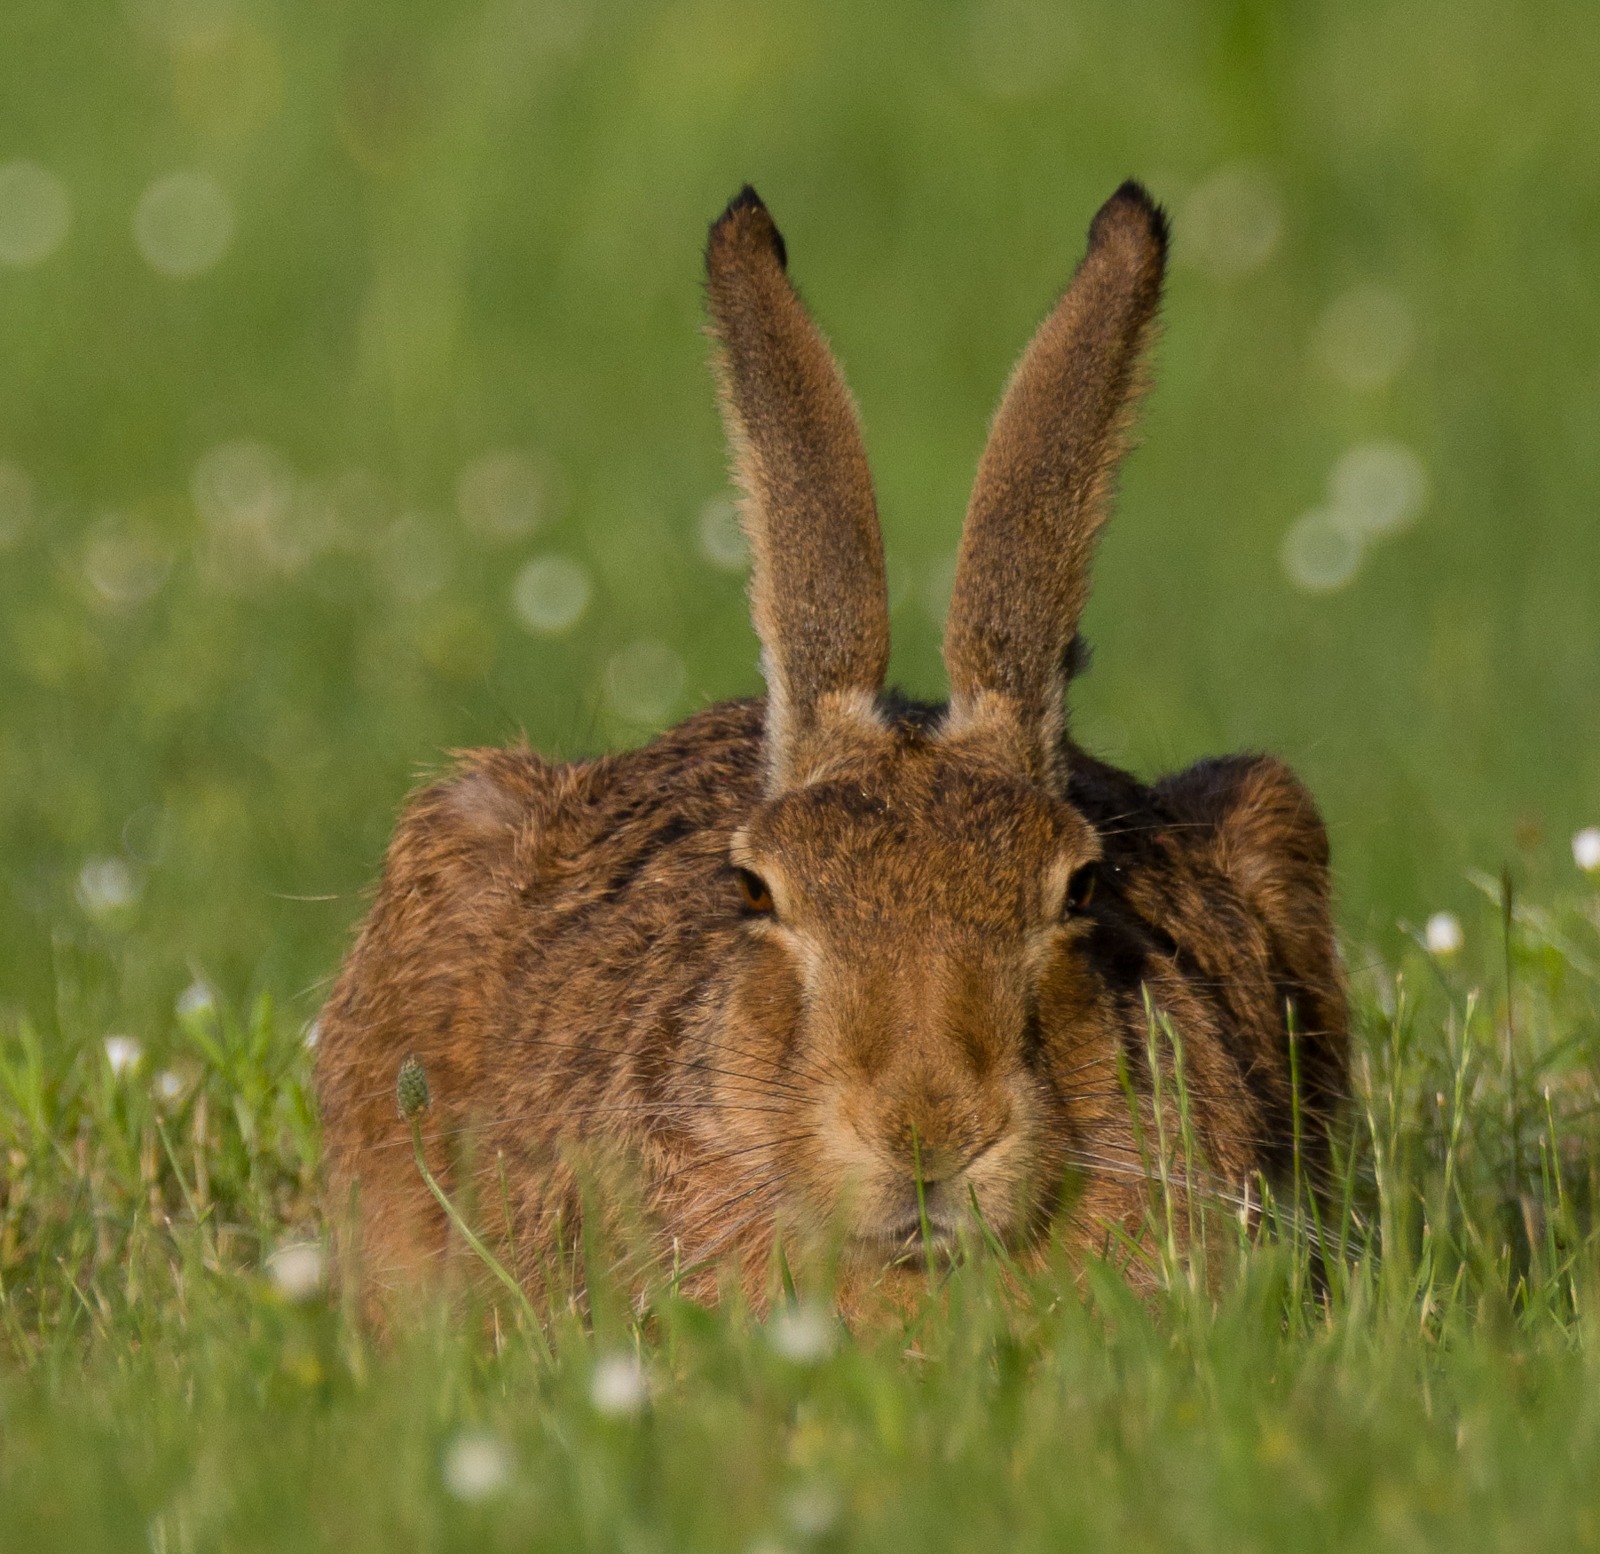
[705,187,890,793]
[941,182,1167,794]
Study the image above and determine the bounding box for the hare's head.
[704,184,1167,1258]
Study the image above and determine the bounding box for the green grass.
[4,0,1600,1547]
[4,878,1600,1550]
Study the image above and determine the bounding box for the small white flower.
[103,1035,143,1076]
[767,1303,835,1365]
[442,1430,513,1503]
[1574,827,1600,875]
[175,981,215,1020]
[785,1482,842,1538]
[1425,911,1464,957]
[266,1243,326,1302]
[153,1069,186,1104]
[77,856,139,918]
[590,1352,648,1417]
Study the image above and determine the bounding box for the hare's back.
[313,700,769,1282]
[1066,745,1346,1177]
[318,695,768,1093]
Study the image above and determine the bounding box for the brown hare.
[316,181,1347,1313]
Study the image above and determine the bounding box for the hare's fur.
[316,183,1347,1310]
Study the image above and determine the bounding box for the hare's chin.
[848,1220,962,1269]
[843,1182,1011,1265]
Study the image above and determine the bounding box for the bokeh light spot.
[457,449,553,541]
[134,171,235,278]
[84,515,173,609]
[606,640,685,726]
[0,160,71,268]
[1177,165,1282,280]
[1327,441,1429,540]
[192,439,305,585]
[122,804,172,865]
[193,440,295,530]
[1316,285,1415,390]
[512,554,591,634]
[697,495,748,571]
[1281,508,1362,593]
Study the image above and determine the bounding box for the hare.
[316,181,1347,1312]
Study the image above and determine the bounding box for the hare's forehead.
[741,770,1088,869]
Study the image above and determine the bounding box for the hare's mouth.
[858,1226,958,1271]
[855,1204,967,1267]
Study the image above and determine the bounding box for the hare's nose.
[902,1133,965,1185]
[886,1094,1006,1184]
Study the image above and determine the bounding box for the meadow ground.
[3,0,1600,1548]
[3,871,1600,1551]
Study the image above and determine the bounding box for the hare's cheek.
[1034,953,1111,1069]
[724,939,806,1056]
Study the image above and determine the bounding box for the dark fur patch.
[1100,179,1171,258]
[710,183,788,269]
[875,688,946,736]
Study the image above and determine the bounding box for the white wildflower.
[266,1243,326,1302]
[1425,912,1464,957]
[77,856,139,917]
[785,1481,842,1537]
[442,1430,513,1502]
[103,1035,143,1076]
[153,1070,186,1105]
[1573,826,1600,875]
[175,981,215,1020]
[767,1303,836,1365]
[590,1352,648,1417]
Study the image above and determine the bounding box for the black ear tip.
[1094,179,1171,259]
[708,184,789,271]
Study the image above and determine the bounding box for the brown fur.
[315,183,1347,1316]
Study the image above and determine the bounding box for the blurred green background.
[1,0,1596,1041]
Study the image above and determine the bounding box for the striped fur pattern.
[316,183,1347,1314]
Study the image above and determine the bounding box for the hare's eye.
[735,867,775,915]
[1063,864,1097,915]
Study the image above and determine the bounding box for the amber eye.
[735,867,775,915]
[1064,863,1097,915]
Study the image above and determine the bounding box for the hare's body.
[317,183,1347,1308]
